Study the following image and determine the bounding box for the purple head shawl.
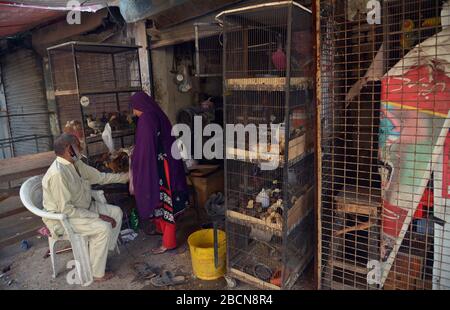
[130,91,187,220]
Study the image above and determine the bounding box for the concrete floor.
[0,205,314,290]
[0,231,234,290]
[0,206,232,290]
[0,196,42,249]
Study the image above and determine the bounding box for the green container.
[130,208,139,232]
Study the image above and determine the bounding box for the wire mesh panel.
[48,42,142,158]
[318,0,450,290]
[221,1,314,289]
[195,23,223,77]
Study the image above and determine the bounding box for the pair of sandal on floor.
[133,262,187,287]
[150,270,187,287]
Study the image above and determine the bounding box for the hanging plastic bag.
[101,123,114,152]
[129,166,134,195]
[128,147,134,195]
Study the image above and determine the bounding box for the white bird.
[86,116,103,134]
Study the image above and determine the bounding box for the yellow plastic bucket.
[188,229,226,280]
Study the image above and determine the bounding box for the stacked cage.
[47,42,142,160]
[318,0,450,290]
[221,2,315,289]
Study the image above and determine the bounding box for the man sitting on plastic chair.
[42,133,129,282]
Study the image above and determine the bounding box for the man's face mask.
[69,144,82,161]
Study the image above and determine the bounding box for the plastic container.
[187,229,226,280]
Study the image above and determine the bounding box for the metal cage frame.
[47,41,142,159]
[221,1,315,290]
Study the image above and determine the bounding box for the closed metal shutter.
[1,48,51,156]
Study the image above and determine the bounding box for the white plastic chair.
[19,175,118,287]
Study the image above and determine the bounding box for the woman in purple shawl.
[130,91,188,254]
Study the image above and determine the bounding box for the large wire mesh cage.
[318,0,450,290]
[47,42,142,159]
[221,1,315,289]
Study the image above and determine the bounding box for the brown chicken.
[105,151,129,173]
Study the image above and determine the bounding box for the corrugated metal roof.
[3,1,115,11]
[0,5,65,37]
[0,0,117,38]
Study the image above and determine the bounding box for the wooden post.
[132,21,151,94]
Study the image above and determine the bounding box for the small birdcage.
[47,42,142,159]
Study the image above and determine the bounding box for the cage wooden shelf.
[226,134,310,166]
[226,77,313,91]
[334,185,381,214]
[226,186,313,235]
[228,268,281,290]
[54,87,142,97]
[85,128,135,144]
[225,150,313,168]
[331,259,368,275]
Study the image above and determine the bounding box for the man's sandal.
[150,270,186,287]
[94,271,115,282]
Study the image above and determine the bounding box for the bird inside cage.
[105,151,130,173]
[271,34,286,72]
[86,115,104,135]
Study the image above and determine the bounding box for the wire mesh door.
[318,0,450,290]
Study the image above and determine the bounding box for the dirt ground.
[0,207,314,290]
[0,232,231,290]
